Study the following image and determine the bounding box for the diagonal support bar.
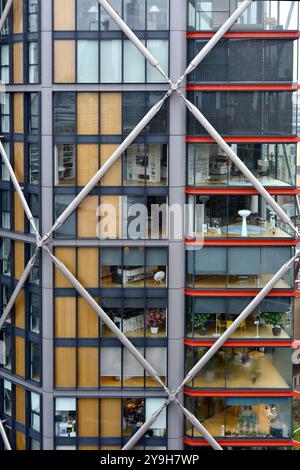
[45,248,169,392]
[178,0,253,83]
[0,0,13,32]
[179,93,299,235]
[48,92,171,237]
[0,141,40,237]
[98,0,170,82]
[0,250,39,331]
[0,419,11,450]
[176,252,299,393]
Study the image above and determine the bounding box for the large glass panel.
[30,392,40,432]
[3,380,12,416]
[29,93,39,135]
[146,40,168,83]
[263,91,294,135]
[100,40,122,83]
[187,143,296,187]
[0,44,9,83]
[55,398,77,437]
[28,0,39,32]
[54,144,76,186]
[123,247,145,288]
[124,0,145,30]
[146,248,167,288]
[29,42,38,84]
[124,40,145,83]
[188,39,228,83]
[100,247,122,287]
[30,342,40,382]
[229,39,263,82]
[100,347,121,386]
[77,0,99,30]
[54,194,76,238]
[229,92,263,135]
[77,40,99,83]
[123,347,144,387]
[147,0,169,30]
[100,0,122,30]
[54,92,76,135]
[30,293,40,334]
[123,398,145,436]
[123,93,145,134]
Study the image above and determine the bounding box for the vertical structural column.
[167,0,187,450]
[40,0,54,450]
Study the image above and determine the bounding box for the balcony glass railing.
[188,1,299,32]
[185,346,293,389]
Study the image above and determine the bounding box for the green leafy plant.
[260,312,285,328]
[194,313,211,330]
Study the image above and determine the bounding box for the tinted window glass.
[54,93,76,135]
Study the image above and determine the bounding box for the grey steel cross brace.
[0,0,299,451]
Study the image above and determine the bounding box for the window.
[1,142,9,181]
[30,293,40,333]
[3,332,11,370]
[0,44,9,83]
[28,42,39,84]
[77,40,99,83]
[29,244,39,285]
[3,380,12,416]
[124,40,145,83]
[100,0,122,30]
[0,1,9,34]
[29,194,39,234]
[28,0,39,32]
[124,143,168,186]
[123,92,168,135]
[146,40,168,83]
[100,40,122,83]
[1,238,11,275]
[1,190,10,229]
[54,144,76,186]
[55,398,77,437]
[30,392,40,432]
[54,92,76,135]
[29,93,39,134]
[29,143,39,184]
[124,0,145,30]
[147,0,169,30]
[77,0,99,30]
[54,194,76,238]
[1,93,10,133]
[30,342,41,382]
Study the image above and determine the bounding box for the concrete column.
[40,0,54,450]
[167,0,186,451]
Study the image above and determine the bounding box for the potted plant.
[147,308,166,335]
[260,313,285,336]
[194,312,211,336]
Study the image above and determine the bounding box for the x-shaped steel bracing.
[0,0,299,451]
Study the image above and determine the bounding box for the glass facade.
[0,0,299,453]
[188,1,300,31]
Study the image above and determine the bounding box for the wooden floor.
[186,404,275,438]
[101,275,166,288]
[190,352,289,389]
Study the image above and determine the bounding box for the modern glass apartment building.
[0,0,299,452]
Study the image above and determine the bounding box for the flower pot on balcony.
[151,326,159,334]
[272,326,282,336]
[199,327,207,336]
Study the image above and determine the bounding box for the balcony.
[186,295,293,340]
[187,143,296,188]
[187,193,297,239]
[185,396,292,439]
[185,346,292,389]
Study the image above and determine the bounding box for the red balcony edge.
[187,84,300,91]
[184,289,299,297]
[185,187,300,195]
[184,389,296,397]
[184,338,294,347]
[186,136,300,143]
[183,437,299,448]
[185,239,297,246]
[186,31,300,39]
